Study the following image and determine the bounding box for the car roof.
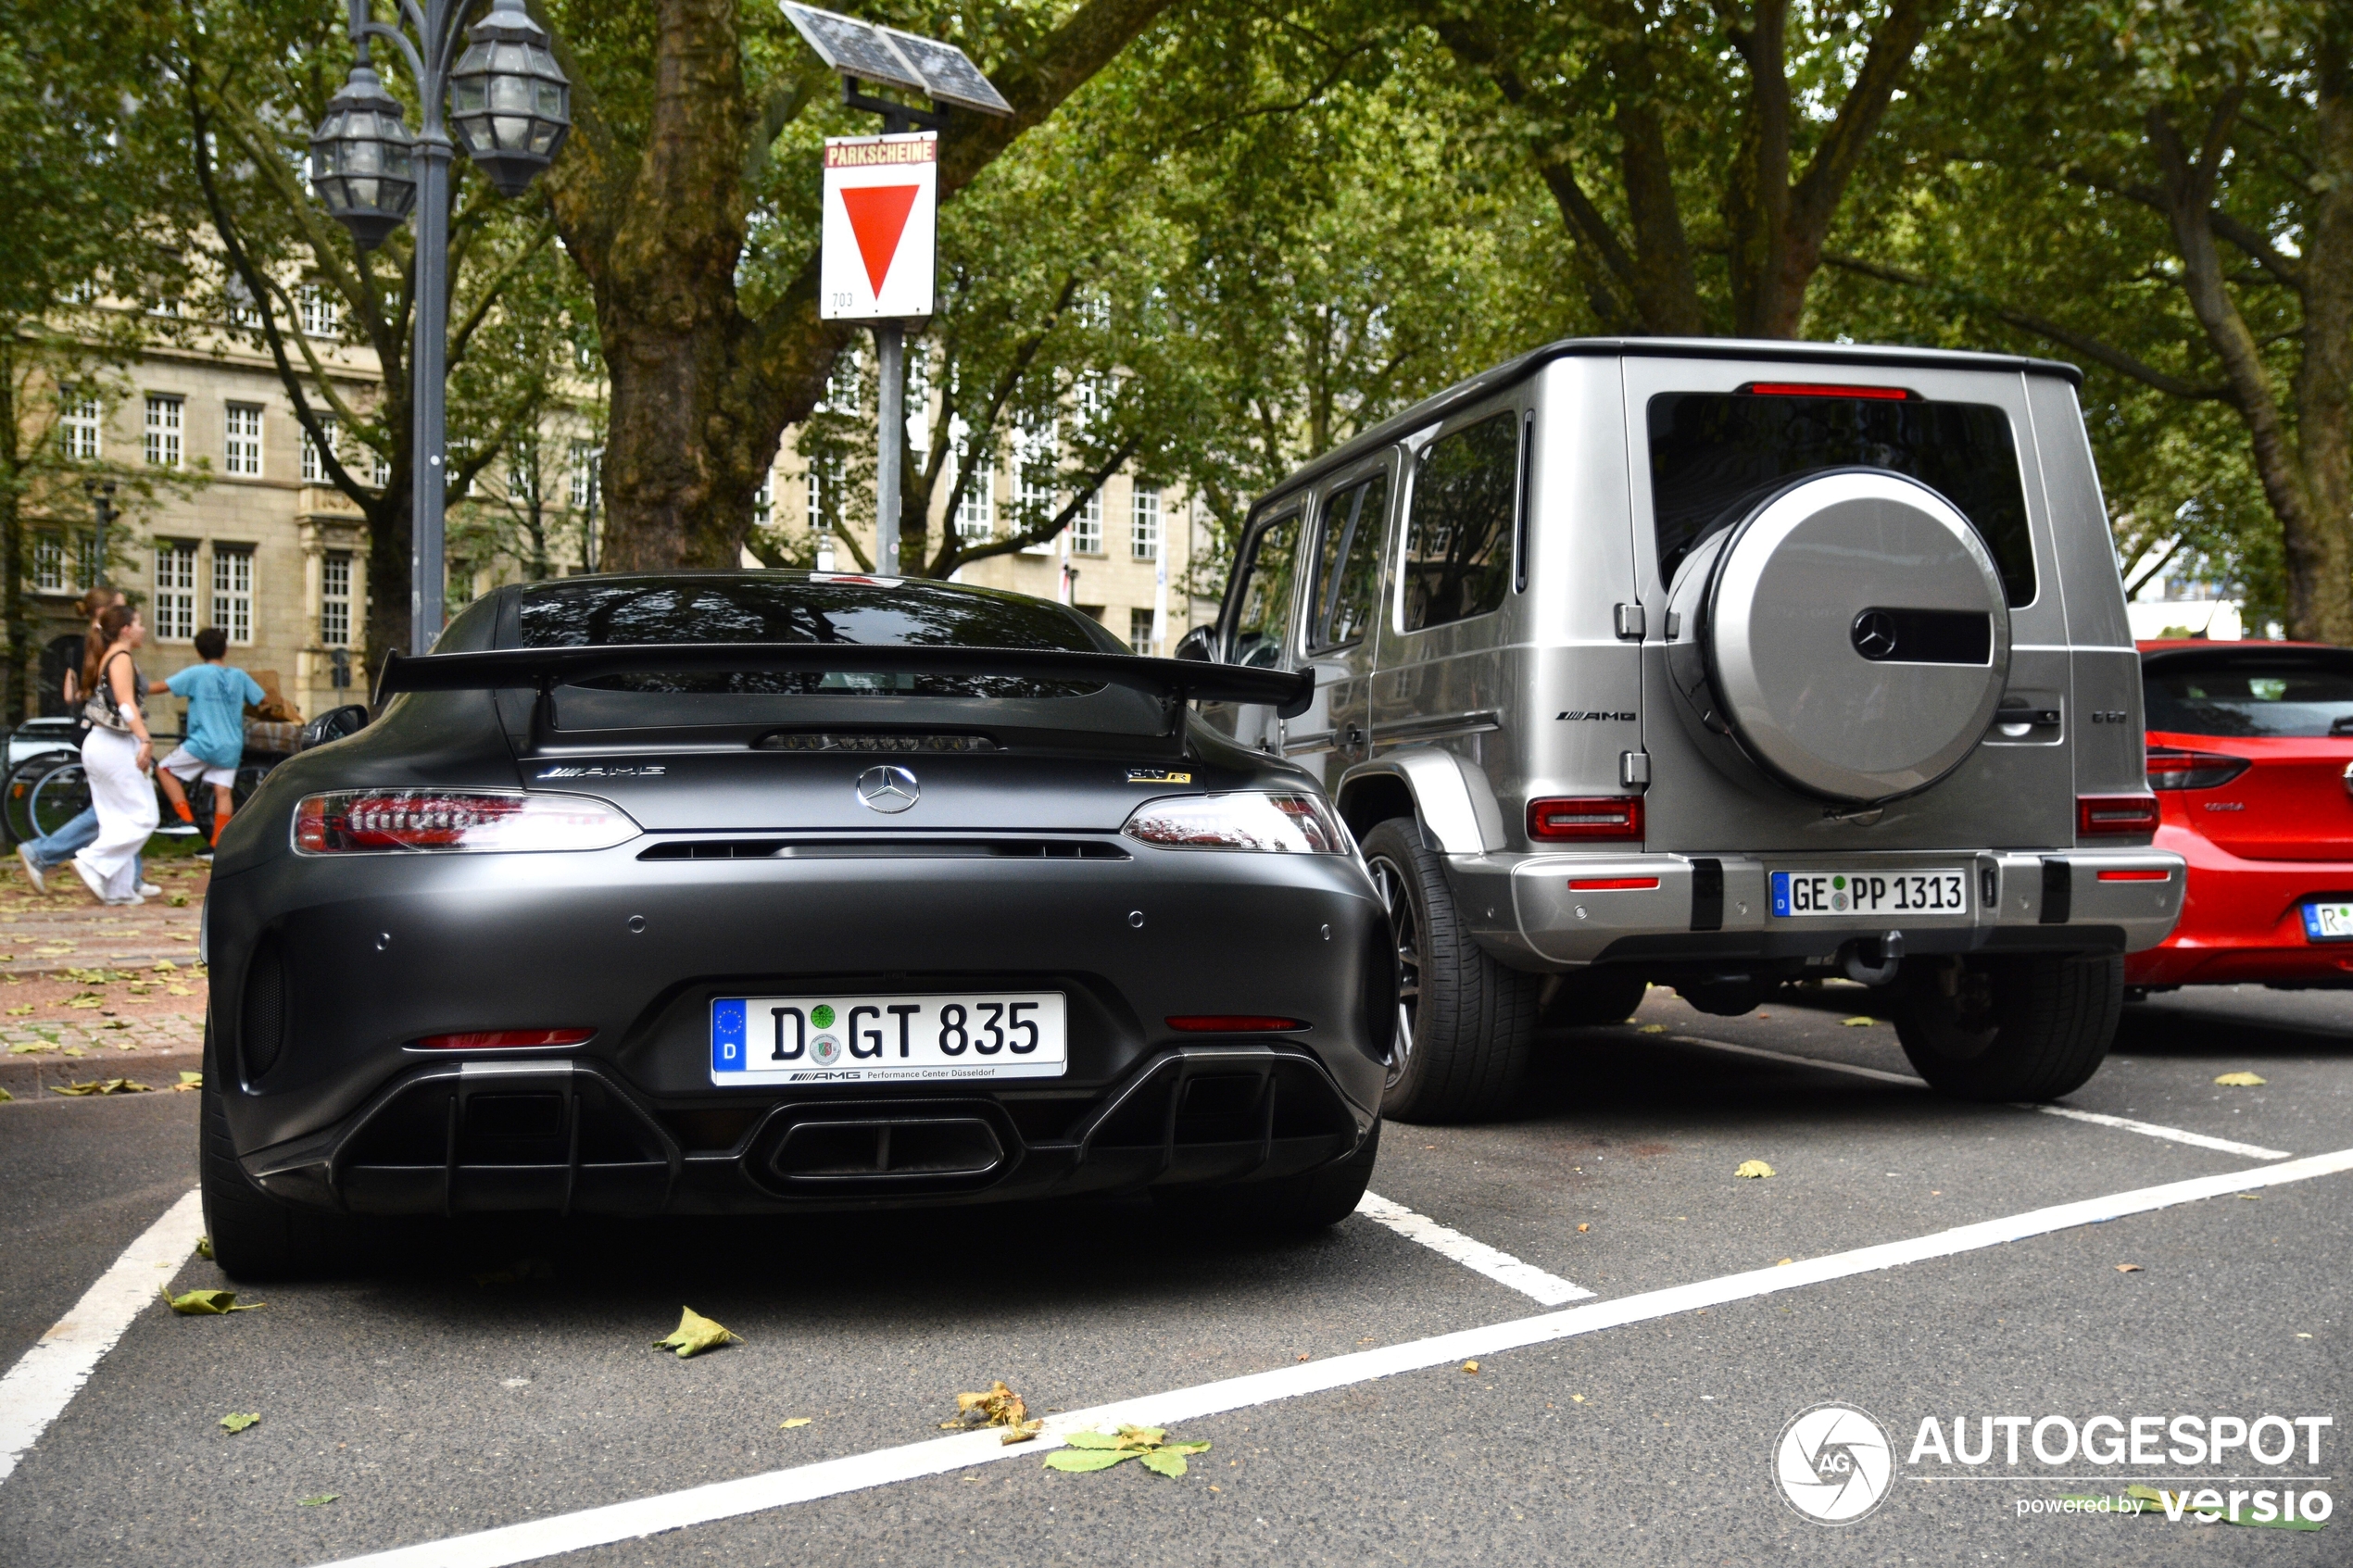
[1247,336,2085,519]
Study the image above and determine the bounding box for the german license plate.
[2302,902,2353,942]
[711,993,1067,1085]
[1770,869,1969,919]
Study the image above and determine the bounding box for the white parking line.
[1669,1035,2293,1160]
[0,1186,204,1486]
[2027,1104,2289,1161]
[308,1146,2353,1568]
[1353,1191,1593,1305]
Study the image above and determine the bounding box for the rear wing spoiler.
[375,642,1315,751]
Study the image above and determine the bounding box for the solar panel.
[781,4,928,98]
[780,2,1013,119]
[883,30,1014,117]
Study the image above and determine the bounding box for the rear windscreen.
[1647,392,2036,605]
[2145,656,2353,738]
[513,574,1114,701]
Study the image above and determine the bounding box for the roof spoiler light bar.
[1738,381,1916,400]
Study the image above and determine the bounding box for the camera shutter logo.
[1774,1403,1894,1524]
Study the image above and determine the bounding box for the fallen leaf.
[174,1071,202,1092]
[219,1412,260,1433]
[779,1418,812,1429]
[651,1306,739,1359]
[1461,1361,1480,1374]
[196,1236,214,1260]
[1777,1259,1793,1266]
[2297,1333,2313,1338]
[1841,1016,1874,1027]
[1043,1448,1129,1473]
[167,1287,262,1314]
[6,1008,35,1019]
[152,960,177,972]
[2213,1072,2266,1086]
[167,985,192,996]
[1735,1160,1776,1179]
[1638,1023,1665,1034]
[1044,1424,1210,1478]
[944,1380,1041,1442]
[168,895,189,908]
[65,996,102,1010]
[2115,1263,2143,1273]
[298,1494,338,1506]
[2237,1193,2261,1200]
[51,1078,153,1096]
[61,1045,86,1057]
[1295,1352,1310,1361]
[0,1086,11,1102]
[1571,1394,1586,1403]
[1577,1223,1590,1233]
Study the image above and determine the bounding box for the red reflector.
[1740,381,1913,400]
[2078,795,2160,836]
[2096,869,2170,883]
[1568,876,1659,890]
[1529,796,1644,842]
[416,1028,595,1050]
[1165,1016,1306,1033]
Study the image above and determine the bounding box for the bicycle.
[3,737,272,848]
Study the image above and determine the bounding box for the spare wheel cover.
[1701,468,2011,802]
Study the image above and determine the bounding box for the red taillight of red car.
[1528,797,1643,842]
[2145,746,2252,791]
[2078,795,2161,837]
[415,1028,595,1049]
[1165,1016,1307,1033]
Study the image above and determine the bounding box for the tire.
[1541,970,1650,1029]
[1155,1120,1381,1236]
[1890,954,2122,1102]
[199,1022,365,1280]
[1360,817,1541,1123]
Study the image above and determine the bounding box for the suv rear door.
[1284,454,1395,789]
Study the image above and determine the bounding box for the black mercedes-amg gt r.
[197,572,1392,1277]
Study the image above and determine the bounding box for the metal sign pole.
[875,320,903,573]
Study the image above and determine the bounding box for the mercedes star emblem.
[856,764,920,813]
[1851,609,1899,661]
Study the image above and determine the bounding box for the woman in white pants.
[73,605,158,906]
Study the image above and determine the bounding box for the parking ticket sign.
[820,132,937,320]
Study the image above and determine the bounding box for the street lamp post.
[308,0,570,658]
[82,480,118,589]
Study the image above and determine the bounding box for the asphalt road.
[0,982,2344,1566]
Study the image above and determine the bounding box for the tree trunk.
[0,345,27,724]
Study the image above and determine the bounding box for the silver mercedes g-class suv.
[1178,339,2183,1122]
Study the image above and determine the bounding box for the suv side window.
[1307,470,1390,651]
[1228,509,1302,668]
[1399,412,1518,633]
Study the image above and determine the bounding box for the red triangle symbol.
[839,184,921,297]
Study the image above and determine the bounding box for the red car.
[2132,639,2353,994]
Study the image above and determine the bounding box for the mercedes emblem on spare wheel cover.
[856,764,920,813]
[1664,467,2012,804]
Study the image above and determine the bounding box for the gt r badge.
[856,765,920,813]
[1127,769,1192,784]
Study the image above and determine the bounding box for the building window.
[224,403,263,476]
[569,442,596,508]
[145,395,183,468]
[1129,607,1156,654]
[302,414,337,483]
[32,536,65,593]
[1132,483,1161,558]
[954,463,993,541]
[754,473,773,530]
[371,448,390,488]
[154,542,198,640]
[321,553,352,646]
[298,285,341,339]
[59,394,102,460]
[1072,490,1102,555]
[211,545,255,645]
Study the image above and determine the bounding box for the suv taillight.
[2145,746,2251,791]
[2078,795,2160,837]
[1528,797,1643,842]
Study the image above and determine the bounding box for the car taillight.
[293,791,640,854]
[1738,382,1914,400]
[2096,869,2171,883]
[1122,791,1350,853]
[1165,1016,1306,1033]
[2077,795,2160,837]
[1568,876,1659,890]
[1528,797,1643,842]
[416,1028,595,1049]
[2145,746,2250,791]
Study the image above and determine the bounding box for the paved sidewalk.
[0,853,209,1097]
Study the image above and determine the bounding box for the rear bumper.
[2125,825,2353,987]
[242,1043,1370,1216]
[203,832,1390,1207]
[1445,847,2184,969]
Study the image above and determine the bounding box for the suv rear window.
[1647,391,2036,605]
[2145,652,2353,738]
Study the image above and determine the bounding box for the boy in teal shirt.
[150,627,266,852]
